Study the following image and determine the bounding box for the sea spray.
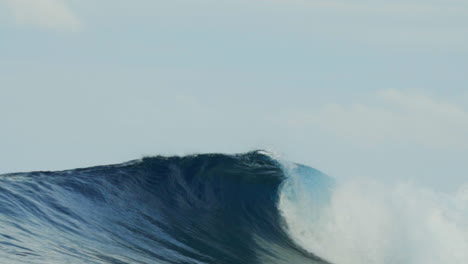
[280,168,468,264]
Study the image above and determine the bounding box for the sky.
[0,0,467,191]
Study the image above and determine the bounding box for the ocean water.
[0,151,466,263]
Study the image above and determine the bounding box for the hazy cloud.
[289,90,468,149]
[2,0,82,31]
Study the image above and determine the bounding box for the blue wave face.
[0,151,330,264]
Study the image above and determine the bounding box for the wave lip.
[0,151,329,264]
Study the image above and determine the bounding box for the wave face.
[0,151,330,264]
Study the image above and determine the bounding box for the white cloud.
[288,90,468,149]
[2,0,82,31]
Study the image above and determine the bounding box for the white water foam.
[279,165,468,264]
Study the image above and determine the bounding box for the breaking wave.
[0,151,466,264]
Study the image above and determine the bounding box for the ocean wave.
[3,151,464,264]
[0,151,329,264]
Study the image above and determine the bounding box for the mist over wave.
[280,166,468,264]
